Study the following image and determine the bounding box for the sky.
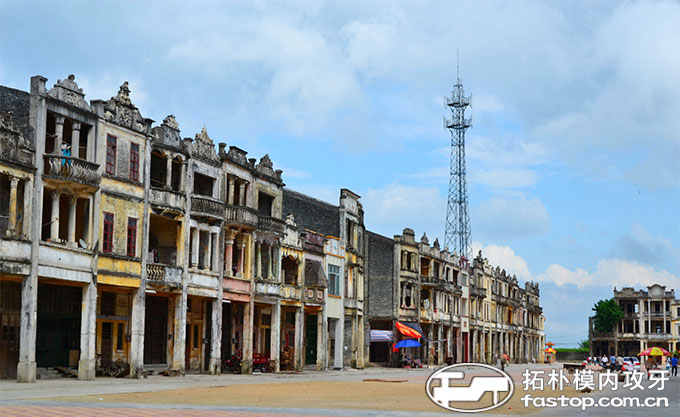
[1,0,678,347]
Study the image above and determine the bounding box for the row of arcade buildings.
[0,74,544,382]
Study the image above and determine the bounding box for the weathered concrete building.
[471,251,545,365]
[366,228,468,367]
[366,233,544,367]
[282,189,366,369]
[1,73,545,381]
[590,284,678,360]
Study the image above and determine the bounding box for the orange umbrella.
[639,347,670,356]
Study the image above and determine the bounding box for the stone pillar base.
[241,359,252,375]
[208,358,221,375]
[17,361,36,383]
[129,364,146,379]
[78,359,96,380]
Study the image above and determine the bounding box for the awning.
[304,260,327,287]
[396,321,424,339]
[370,330,394,342]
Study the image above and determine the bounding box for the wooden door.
[0,281,21,379]
[100,322,113,366]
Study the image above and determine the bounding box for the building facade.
[590,284,679,361]
[0,73,544,381]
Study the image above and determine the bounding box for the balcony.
[191,196,224,219]
[471,286,487,298]
[281,284,302,300]
[43,155,100,189]
[149,187,186,212]
[258,215,285,234]
[146,263,182,287]
[642,311,668,318]
[0,238,31,275]
[224,205,258,228]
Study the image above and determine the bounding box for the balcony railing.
[224,205,258,227]
[258,215,285,234]
[191,196,223,218]
[146,263,182,285]
[642,311,667,318]
[644,333,672,340]
[44,154,101,187]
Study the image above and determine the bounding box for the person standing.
[601,355,608,368]
[671,355,678,377]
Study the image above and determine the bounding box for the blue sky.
[2,0,678,347]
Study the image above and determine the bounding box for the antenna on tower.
[444,55,472,262]
[456,48,460,81]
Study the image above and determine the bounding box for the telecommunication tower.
[444,61,472,260]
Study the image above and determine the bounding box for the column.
[472,330,478,362]
[225,234,234,276]
[7,176,18,237]
[209,298,221,375]
[428,325,435,367]
[205,232,212,270]
[267,245,272,280]
[437,325,444,365]
[238,182,245,207]
[165,156,172,188]
[210,232,218,271]
[191,227,199,267]
[172,293,188,373]
[78,282,97,380]
[54,115,65,154]
[294,307,304,372]
[129,287,145,378]
[179,159,186,192]
[17,275,38,382]
[67,195,77,245]
[270,300,281,372]
[256,242,262,278]
[22,179,32,240]
[237,241,245,277]
[241,300,254,374]
[227,178,235,205]
[335,317,344,369]
[50,189,60,241]
[317,308,327,370]
[647,299,651,336]
[71,121,81,159]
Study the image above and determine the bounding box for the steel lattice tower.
[444,70,472,259]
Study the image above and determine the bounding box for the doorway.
[144,296,168,364]
[305,314,317,365]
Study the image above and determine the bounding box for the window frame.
[106,134,117,175]
[126,217,137,257]
[129,142,139,181]
[103,212,114,253]
[328,264,341,296]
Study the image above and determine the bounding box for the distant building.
[589,284,679,360]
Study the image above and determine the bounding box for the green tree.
[592,298,624,333]
[578,339,590,350]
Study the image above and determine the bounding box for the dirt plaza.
[0,364,606,416]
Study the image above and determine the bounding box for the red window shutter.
[127,218,137,257]
[129,143,139,181]
[103,212,114,253]
[106,135,117,175]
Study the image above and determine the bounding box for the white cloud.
[76,73,148,109]
[535,259,680,290]
[362,183,446,240]
[471,242,531,279]
[470,168,539,189]
[475,197,550,239]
